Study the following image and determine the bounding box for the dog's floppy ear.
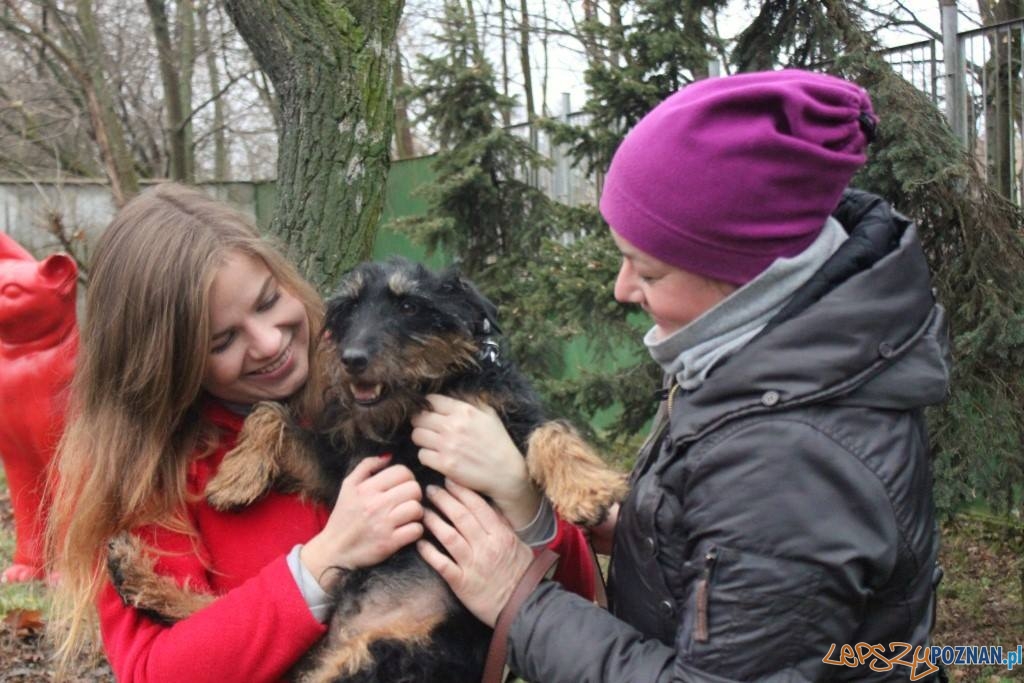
[441,269,502,336]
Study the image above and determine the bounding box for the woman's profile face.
[201,250,311,405]
[611,231,737,340]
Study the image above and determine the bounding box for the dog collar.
[479,338,501,366]
[476,318,502,366]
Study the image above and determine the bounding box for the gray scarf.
[645,216,848,390]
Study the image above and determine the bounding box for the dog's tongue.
[351,382,383,403]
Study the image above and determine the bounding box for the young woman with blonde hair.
[47,183,594,682]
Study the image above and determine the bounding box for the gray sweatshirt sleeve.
[514,496,557,548]
[286,544,334,623]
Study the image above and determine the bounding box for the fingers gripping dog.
[108,258,626,683]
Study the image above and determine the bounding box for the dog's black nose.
[341,348,369,374]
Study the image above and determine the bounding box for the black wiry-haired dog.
[108,258,626,683]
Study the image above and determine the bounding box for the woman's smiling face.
[611,231,737,340]
[201,250,310,405]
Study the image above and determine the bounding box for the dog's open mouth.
[350,381,386,406]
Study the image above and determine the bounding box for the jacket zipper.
[694,546,719,643]
[632,416,671,481]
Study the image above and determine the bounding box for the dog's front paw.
[107,532,142,602]
[206,450,277,510]
[107,532,212,624]
[526,421,628,527]
[549,466,628,528]
[206,402,289,509]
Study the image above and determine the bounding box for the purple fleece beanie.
[600,69,876,285]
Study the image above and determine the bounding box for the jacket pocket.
[682,544,831,679]
[692,545,719,643]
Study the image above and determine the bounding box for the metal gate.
[883,17,1024,204]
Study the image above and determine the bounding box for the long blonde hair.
[46,183,325,672]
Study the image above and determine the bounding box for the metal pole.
[941,0,966,142]
[1007,26,1015,203]
[930,40,938,103]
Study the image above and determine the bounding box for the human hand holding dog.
[301,455,423,589]
[412,394,542,530]
[417,480,534,627]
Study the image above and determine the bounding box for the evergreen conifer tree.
[812,2,1024,518]
[396,1,659,446]
[399,1,549,276]
[397,2,576,397]
[560,0,729,175]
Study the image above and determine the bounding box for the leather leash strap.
[481,548,560,683]
[588,541,609,609]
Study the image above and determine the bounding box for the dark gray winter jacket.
[508,191,950,682]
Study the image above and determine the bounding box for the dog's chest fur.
[311,363,545,499]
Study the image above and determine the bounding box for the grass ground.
[930,512,1024,682]
[1,468,1021,682]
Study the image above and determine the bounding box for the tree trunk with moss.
[223,0,404,291]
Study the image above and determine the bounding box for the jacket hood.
[668,189,952,446]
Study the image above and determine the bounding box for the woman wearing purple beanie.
[412,69,950,682]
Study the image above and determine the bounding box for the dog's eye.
[399,300,418,315]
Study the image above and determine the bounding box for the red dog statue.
[0,232,78,583]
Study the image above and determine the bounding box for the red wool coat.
[99,401,596,682]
